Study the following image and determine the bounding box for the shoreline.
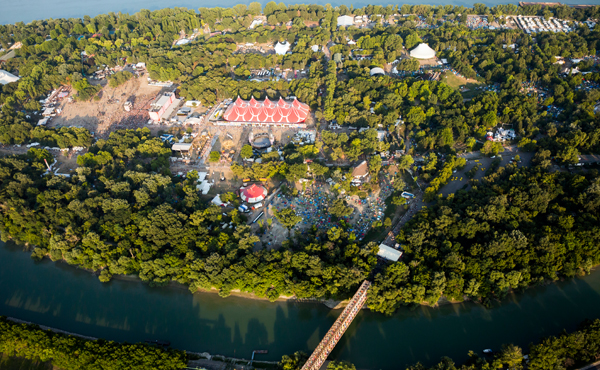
[9,240,600,311]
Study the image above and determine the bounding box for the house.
[0,70,19,85]
[351,160,370,185]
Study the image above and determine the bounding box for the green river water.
[1,241,599,369]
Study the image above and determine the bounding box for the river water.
[1,241,599,369]
[6,0,596,26]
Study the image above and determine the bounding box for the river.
[2,0,599,26]
[1,241,600,369]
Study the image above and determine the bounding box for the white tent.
[275,41,290,55]
[211,194,225,206]
[377,243,403,261]
[311,45,319,52]
[370,67,385,76]
[172,143,192,151]
[0,70,19,85]
[196,180,212,194]
[337,15,354,26]
[409,43,436,59]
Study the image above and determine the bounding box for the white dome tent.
[370,67,385,76]
[409,43,436,59]
[274,41,290,55]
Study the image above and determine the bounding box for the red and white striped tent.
[240,184,268,203]
[223,96,309,123]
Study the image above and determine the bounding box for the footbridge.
[301,280,372,370]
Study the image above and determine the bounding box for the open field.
[440,72,482,99]
[48,74,163,139]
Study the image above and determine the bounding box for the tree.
[240,144,253,159]
[328,199,353,218]
[209,151,221,162]
[368,155,382,178]
[274,208,302,237]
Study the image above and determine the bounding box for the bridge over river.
[301,280,372,370]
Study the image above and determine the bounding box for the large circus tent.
[239,184,268,203]
[223,96,310,124]
[409,43,436,59]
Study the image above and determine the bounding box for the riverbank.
[2,240,600,369]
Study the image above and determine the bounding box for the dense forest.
[0,127,597,313]
[0,316,188,369]
[369,163,600,313]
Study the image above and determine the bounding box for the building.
[377,243,403,262]
[0,70,19,85]
[351,161,370,185]
[275,41,290,55]
[409,43,436,59]
[337,15,354,26]
[172,143,192,153]
[240,184,268,203]
[223,96,310,125]
[149,91,176,121]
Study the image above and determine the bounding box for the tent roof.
[274,41,290,55]
[223,96,310,124]
[0,70,19,85]
[172,143,192,151]
[409,43,436,59]
[370,67,385,76]
[377,244,403,261]
[240,184,267,203]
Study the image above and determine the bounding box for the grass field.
[0,354,55,370]
[440,72,483,99]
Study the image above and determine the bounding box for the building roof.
[337,15,354,26]
[240,184,268,203]
[172,143,192,151]
[377,243,403,261]
[410,43,436,59]
[579,154,600,164]
[274,41,290,55]
[0,70,19,85]
[370,67,385,76]
[223,96,310,124]
[351,161,369,178]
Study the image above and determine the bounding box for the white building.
[337,15,354,26]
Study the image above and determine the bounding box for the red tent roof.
[240,184,268,203]
[223,97,310,123]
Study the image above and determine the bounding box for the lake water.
[1,241,600,369]
[4,0,600,26]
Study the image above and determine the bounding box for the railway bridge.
[300,280,372,370]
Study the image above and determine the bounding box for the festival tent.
[0,70,19,85]
[223,96,310,124]
[240,184,268,203]
[275,41,290,55]
[409,43,436,59]
[370,67,385,76]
